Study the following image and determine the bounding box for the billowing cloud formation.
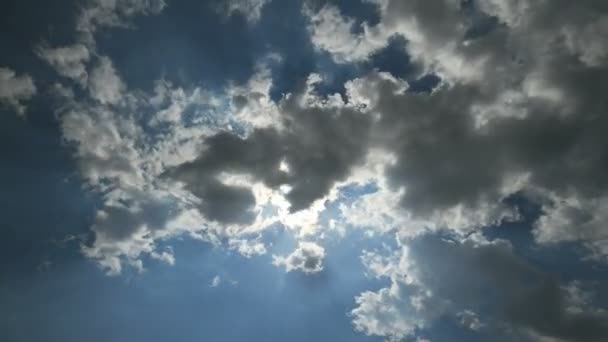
[0,67,36,116]
[273,241,325,274]
[352,234,608,342]
[40,0,607,286]
[300,0,608,259]
[2,0,605,340]
[54,54,344,274]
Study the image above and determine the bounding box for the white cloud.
[88,56,126,105]
[0,67,36,116]
[273,241,325,274]
[77,0,167,44]
[150,249,175,265]
[222,0,271,24]
[210,275,221,288]
[54,54,294,274]
[229,238,267,258]
[305,4,389,63]
[304,0,484,82]
[36,44,90,85]
[227,61,281,128]
[305,0,608,86]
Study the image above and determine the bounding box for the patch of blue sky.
[0,97,99,279]
[95,1,263,92]
[0,0,78,76]
[1,217,391,342]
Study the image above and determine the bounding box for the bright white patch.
[210,275,221,288]
[279,159,290,173]
[305,4,389,63]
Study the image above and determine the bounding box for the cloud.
[55,55,297,274]
[221,0,271,23]
[39,0,608,280]
[0,67,36,116]
[55,57,232,274]
[88,56,126,105]
[304,4,389,63]
[227,60,282,128]
[5,3,608,341]
[534,194,608,262]
[210,275,221,287]
[352,234,608,341]
[172,9,607,259]
[150,249,175,265]
[273,241,325,274]
[301,0,608,259]
[36,44,90,85]
[229,238,267,258]
[166,74,373,219]
[77,0,167,44]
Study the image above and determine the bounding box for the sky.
[1,0,608,341]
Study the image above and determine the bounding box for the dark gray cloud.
[167,86,373,222]
[411,236,608,342]
[165,128,285,224]
[364,67,608,214]
[353,235,608,341]
[169,0,608,251]
[311,0,608,258]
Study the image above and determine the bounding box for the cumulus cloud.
[352,234,608,341]
[36,44,90,85]
[165,74,373,221]
[305,4,388,63]
[54,55,331,274]
[273,241,325,274]
[0,67,36,116]
[301,0,608,260]
[55,54,233,273]
[88,56,126,105]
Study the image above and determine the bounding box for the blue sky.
[1,1,608,341]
